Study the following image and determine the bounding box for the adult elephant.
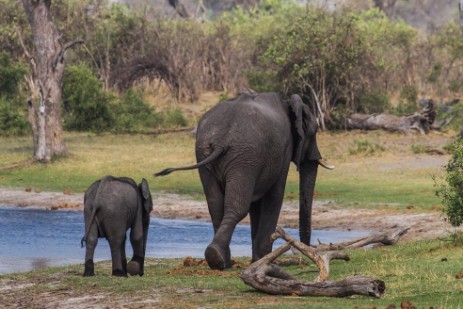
[81,176,153,277]
[155,92,332,270]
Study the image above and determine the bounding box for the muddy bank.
[0,188,457,242]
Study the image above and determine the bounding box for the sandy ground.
[0,185,457,243]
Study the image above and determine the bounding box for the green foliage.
[426,63,441,83]
[259,7,418,127]
[356,90,390,114]
[246,69,278,93]
[0,52,27,99]
[0,52,28,136]
[447,231,463,247]
[348,139,385,156]
[62,65,114,133]
[63,65,187,133]
[0,96,29,136]
[157,109,188,128]
[112,90,188,132]
[435,138,463,227]
[410,144,426,154]
[111,89,157,132]
[396,84,418,114]
[435,102,463,132]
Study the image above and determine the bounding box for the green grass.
[0,131,447,209]
[3,238,463,308]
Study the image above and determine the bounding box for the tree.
[20,0,83,162]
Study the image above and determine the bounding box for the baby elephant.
[81,176,153,277]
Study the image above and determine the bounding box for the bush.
[396,84,418,114]
[157,109,188,128]
[435,138,463,226]
[357,90,390,114]
[112,89,158,132]
[63,65,114,133]
[436,102,463,132]
[348,139,385,156]
[0,96,29,136]
[0,52,29,136]
[0,52,27,99]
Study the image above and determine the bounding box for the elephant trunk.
[299,160,319,246]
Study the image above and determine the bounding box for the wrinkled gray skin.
[155,92,323,270]
[81,176,153,277]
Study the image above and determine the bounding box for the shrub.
[435,102,463,132]
[0,96,29,136]
[357,90,390,114]
[0,52,27,99]
[112,89,159,132]
[349,139,385,156]
[396,84,418,114]
[157,109,188,128]
[63,65,114,133]
[0,52,29,136]
[435,138,463,226]
[411,144,426,154]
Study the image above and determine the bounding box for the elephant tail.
[154,147,224,177]
[81,206,98,248]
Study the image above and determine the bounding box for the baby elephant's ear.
[140,178,153,214]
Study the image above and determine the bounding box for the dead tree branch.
[54,38,84,69]
[313,227,409,251]
[240,226,408,298]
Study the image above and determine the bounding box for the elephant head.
[288,94,332,245]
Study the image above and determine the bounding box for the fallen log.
[240,226,408,298]
[347,99,436,134]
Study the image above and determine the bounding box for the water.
[0,206,369,274]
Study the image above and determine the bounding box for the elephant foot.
[83,259,95,277]
[127,261,142,276]
[127,255,144,276]
[112,269,128,277]
[205,244,231,270]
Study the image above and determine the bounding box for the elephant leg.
[121,234,127,274]
[83,224,99,277]
[205,178,254,270]
[249,200,263,245]
[128,219,145,276]
[108,236,127,277]
[251,180,286,262]
[198,167,224,234]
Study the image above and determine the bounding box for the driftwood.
[241,226,408,298]
[347,100,436,134]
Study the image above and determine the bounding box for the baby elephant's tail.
[154,147,223,177]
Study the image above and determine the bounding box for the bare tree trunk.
[21,0,83,162]
[460,0,463,33]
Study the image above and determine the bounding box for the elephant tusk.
[318,159,335,170]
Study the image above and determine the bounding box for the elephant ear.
[140,178,153,214]
[289,94,320,170]
[289,94,307,171]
